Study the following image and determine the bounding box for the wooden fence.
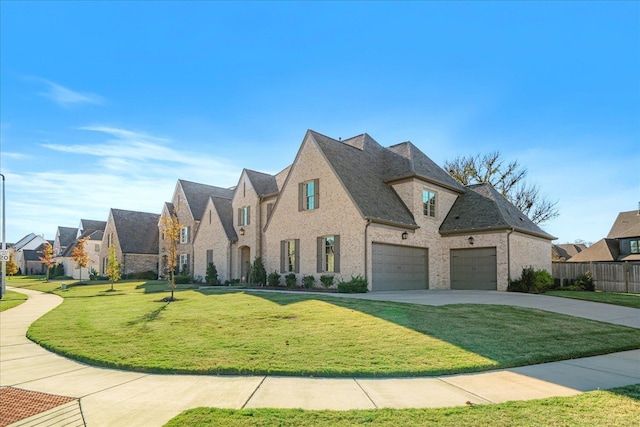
[552,261,640,293]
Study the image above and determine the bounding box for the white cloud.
[33,78,104,108]
[1,152,30,160]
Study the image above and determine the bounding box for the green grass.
[546,290,640,309]
[164,384,640,427]
[0,290,28,311]
[17,277,640,377]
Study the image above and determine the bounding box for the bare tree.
[444,151,559,225]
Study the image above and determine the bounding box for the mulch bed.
[0,387,76,427]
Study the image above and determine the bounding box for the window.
[280,239,299,273]
[631,240,640,254]
[317,235,340,273]
[180,226,190,244]
[179,254,189,272]
[107,233,113,246]
[299,179,319,211]
[94,244,100,252]
[238,206,250,226]
[423,190,436,218]
[206,249,214,265]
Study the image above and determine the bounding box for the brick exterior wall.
[193,198,233,283]
[99,212,122,275]
[232,172,261,281]
[159,183,198,276]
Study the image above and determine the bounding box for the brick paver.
[0,387,76,427]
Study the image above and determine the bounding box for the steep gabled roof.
[385,142,465,192]
[245,169,279,196]
[210,196,238,240]
[57,227,78,248]
[178,179,234,221]
[552,243,586,260]
[439,183,556,240]
[567,238,619,262]
[14,233,38,250]
[111,209,159,254]
[607,210,640,239]
[79,219,107,235]
[309,130,418,228]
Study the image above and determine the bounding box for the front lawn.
[0,290,28,311]
[165,384,640,427]
[546,290,640,309]
[23,279,640,377]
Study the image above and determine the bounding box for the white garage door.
[450,247,497,290]
[372,243,428,291]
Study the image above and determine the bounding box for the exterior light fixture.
[401,231,408,240]
[239,228,245,236]
[468,236,474,245]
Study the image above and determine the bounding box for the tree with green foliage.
[249,256,267,286]
[444,151,558,225]
[205,262,219,285]
[106,244,121,291]
[38,242,56,282]
[71,236,91,283]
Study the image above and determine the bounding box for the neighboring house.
[159,179,234,278]
[58,219,106,279]
[53,226,78,257]
[99,209,160,277]
[12,233,49,275]
[260,130,554,291]
[552,243,587,262]
[568,210,640,262]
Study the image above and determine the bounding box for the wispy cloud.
[1,152,31,160]
[32,77,104,108]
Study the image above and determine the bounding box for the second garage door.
[450,247,497,290]
[372,243,428,291]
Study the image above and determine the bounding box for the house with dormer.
[260,130,554,291]
[159,179,234,277]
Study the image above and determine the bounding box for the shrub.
[574,271,595,291]
[205,262,219,285]
[53,263,65,278]
[250,257,267,286]
[302,275,315,289]
[507,267,554,293]
[52,275,73,280]
[124,271,158,280]
[320,274,335,289]
[338,275,368,293]
[229,279,241,285]
[268,271,281,287]
[284,273,297,288]
[174,274,192,284]
[89,268,100,281]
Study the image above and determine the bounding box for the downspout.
[506,228,514,285]
[257,198,263,258]
[364,220,372,282]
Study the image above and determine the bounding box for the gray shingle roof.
[309,130,418,228]
[79,219,107,234]
[245,169,279,196]
[439,183,556,239]
[607,210,640,239]
[178,179,234,221]
[110,209,160,254]
[552,243,586,260]
[14,233,38,250]
[385,142,466,192]
[57,227,78,248]
[210,196,238,240]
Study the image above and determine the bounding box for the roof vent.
[455,215,460,219]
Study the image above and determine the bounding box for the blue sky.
[1,1,638,245]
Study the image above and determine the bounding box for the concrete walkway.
[2,287,639,427]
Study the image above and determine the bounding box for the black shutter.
[334,235,340,273]
[298,183,304,211]
[314,179,319,209]
[294,239,300,273]
[317,237,323,273]
[280,240,285,273]
[247,206,250,225]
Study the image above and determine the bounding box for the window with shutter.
[299,180,319,211]
[317,235,340,273]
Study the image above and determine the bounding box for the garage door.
[450,247,497,290]
[372,243,428,291]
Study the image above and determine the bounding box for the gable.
[607,210,640,239]
[176,179,234,221]
[111,209,160,254]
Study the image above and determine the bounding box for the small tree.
[249,257,267,286]
[71,236,91,283]
[160,207,183,301]
[205,262,219,285]
[6,252,19,276]
[106,244,121,291]
[38,242,56,282]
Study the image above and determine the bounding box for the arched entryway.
[239,246,251,283]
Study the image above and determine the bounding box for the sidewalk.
[2,287,639,427]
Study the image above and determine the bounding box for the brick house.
[568,210,640,262]
[189,130,554,290]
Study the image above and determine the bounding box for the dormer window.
[423,190,436,218]
[631,240,639,254]
[299,179,319,211]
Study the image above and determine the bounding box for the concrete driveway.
[2,287,639,427]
